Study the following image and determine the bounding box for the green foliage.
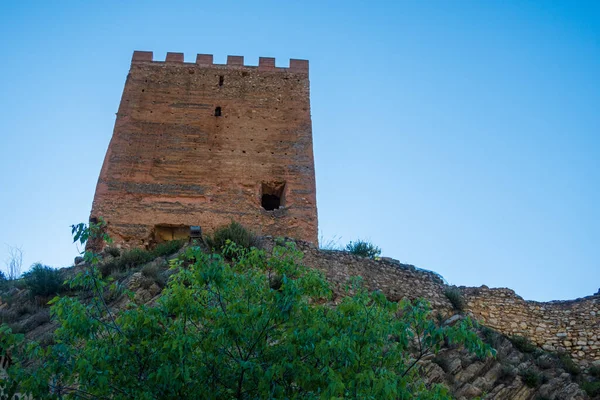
[100,247,155,277]
[520,368,543,388]
[152,239,185,258]
[345,239,381,259]
[509,335,537,354]
[119,248,155,269]
[0,269,6,283]
[206,221,258,257]
[582,380,600,397]
[558,352,580,376]
[22,264,64,298]
[1,230,493,399]
[443,287,465,312]
[500,364,517,382]
[589,365,600,378]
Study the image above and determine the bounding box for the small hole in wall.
[219,75,224,86]
[142,89,145,92]
[214,107,222,117]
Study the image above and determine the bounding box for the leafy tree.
[0,225,493,399]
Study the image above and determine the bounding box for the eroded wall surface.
[90,51,318,248]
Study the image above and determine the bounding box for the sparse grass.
[22,264,65,298]
[444,287,466,312]
[509,335,537,354]
[345,240,381,259]
[152,240,185,258]
[319,233,343,251]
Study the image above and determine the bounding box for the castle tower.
[89,51,318,248]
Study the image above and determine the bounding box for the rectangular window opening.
[261,181,286,211]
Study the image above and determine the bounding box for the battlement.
[131,51,309,73]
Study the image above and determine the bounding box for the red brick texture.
[90,51,318,249]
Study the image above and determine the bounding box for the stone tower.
[89,51,318,248]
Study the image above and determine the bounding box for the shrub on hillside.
[22,264,64,298]
[206,221,257,257]
[104,246,121,257]
[152,240,185,258]
[519,368,543,388]
[558,352,580,376]
[444,287,466,312]
[117,248,154,270]
[345,240,381,259]
[0,270,6,290]
[509,335,537,354]
[582,380,600,397]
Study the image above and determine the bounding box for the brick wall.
[90,51,318,248]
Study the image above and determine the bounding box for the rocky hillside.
[1,238,598,399]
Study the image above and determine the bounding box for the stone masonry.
[281,239,600,366]
[90,51,318,249]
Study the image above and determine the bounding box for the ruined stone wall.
[463,287,599,365]
[285,239,600,365]
[91,51,318,249]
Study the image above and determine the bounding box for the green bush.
[582,380,600,397]
[206,221,257,257]
[119,248,154,269]
[345,240,381,259]
[509,335,537,354]
[519,368,542,388]
[499,364,517,382]
[588,365,600,378]
[444,287,466,312]
[22,264,64,298]
[152,240,185,258]
[558,353,580,376]
[99,248,154,277]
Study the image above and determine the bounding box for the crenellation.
[258,57,276,70]
[226,55,244,66]
[132,50,153,62]
[130,50,308,73]
[196,53,213,65]
[165,52,184,63]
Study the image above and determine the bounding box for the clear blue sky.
[0,0,598,301]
